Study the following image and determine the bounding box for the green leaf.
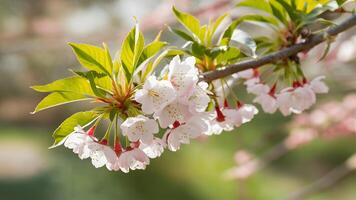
[103,42,113,74]
[85,72,108,97]
[52,111,99,146]
[191,42,206,59]
[140,48,185,82]
[31,76,95,96]
[220,19,242,45]
[207,14,228,45]
[71,70,113,93]
[274,0,299,20]
[237,0,272,14]
[170,27,196,42]
[137,33,167,67]
[172,6,201,43]
[230,29,257,57]
[32,92,91,113]
[68,43,112,76]
[216,47,241,65]
[198,25,208,45]
[270,1,288,25]
[242,14,282,28]
[120,23,145,81]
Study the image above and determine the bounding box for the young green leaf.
[71,70,113,93]
[32,92,91,113]
[140,48,185,82]
[198,25,208,45]
[270,1,288,25]
[68,43,112,76]
[32,76,95,96]
[170,27,196,42]
[137,36,167,67]
[120,23,145,81]
[230,29,257,58]
[237,0,272,14]
[274,0,299,20]
[191,42,206,59]
[207,14,228,45]
[216,47,241,65]
[172,6,201,43]
[52,111,99,146]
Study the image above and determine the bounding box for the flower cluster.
[236,69,329,116]
[53,57,330,173]
[31,2,352,174]
[56,56,260,172]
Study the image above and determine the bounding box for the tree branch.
[201,14,356,82]
[284,165,352,200]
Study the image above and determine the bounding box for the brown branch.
[201,14,356,82]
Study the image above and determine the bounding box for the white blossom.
[292,85,316,112]
[118,148,150,173]
[277,89,294,116]
[309,76,329,94]
[254,94,278,113]
[185,81,210,113]
[248,83,278,113]
[168,56,199,97]
[87,142,118,170]
[247,83,269,95]
[139,138,166,158]
[121,115,159,144]
[277,86,316,116]
[135,76,176,114]
[62,126,97,160]
[165,116,208,151]
[154,100,192,128]
[201,112,229,135]
[223,104,258,127]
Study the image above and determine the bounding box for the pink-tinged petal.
[140,138,165,158]
[310,76,329,94]
[121,115,159,144]
[154,101,192,128]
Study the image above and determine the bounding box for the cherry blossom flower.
[200,112,230,135]
[254,94,278,113]
[184,81,210,113]
[309,76,329,94]
[248,83,278,113]
[87,141,118,170]
[222,104,258,127]
[134,76,176,114]
[165,116,208,151]
[154,100,192,128]
[168,56,199,97]
[277,89,294,116]
[277,85,316,116]
[139,137,166,158]
[293,85,316,111]
[117,148,150,173]
[121,115,159,144]
[61,126,97,159]
[247,83,270,95]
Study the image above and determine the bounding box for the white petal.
[310,76,329,94]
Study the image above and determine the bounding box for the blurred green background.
[0,0,355,200]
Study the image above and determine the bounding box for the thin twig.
[284,164,353,200]
[201,14,356,82]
